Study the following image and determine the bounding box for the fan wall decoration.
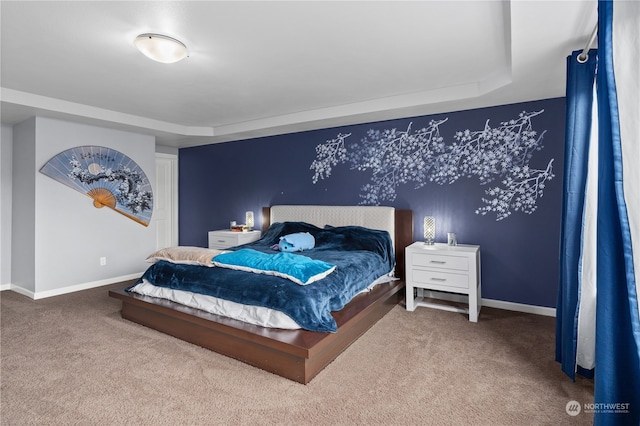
[40,146,153,226]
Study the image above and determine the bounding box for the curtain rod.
[577,23,598,63]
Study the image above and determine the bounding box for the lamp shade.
[245,211,254,229]
[134,33,188,63]
[423,216,436,245]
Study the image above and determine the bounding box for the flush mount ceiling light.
[134,33,188,64]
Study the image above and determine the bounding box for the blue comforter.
[129,222,394,332]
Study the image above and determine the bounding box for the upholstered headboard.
[269,205,395,241]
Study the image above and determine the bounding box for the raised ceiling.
[0,1,597,148]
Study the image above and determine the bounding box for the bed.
[109,205,413,384]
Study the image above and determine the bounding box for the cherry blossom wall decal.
[310,110,554,221]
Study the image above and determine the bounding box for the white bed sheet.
[128,274,397,330]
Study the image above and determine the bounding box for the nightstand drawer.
[411,252,468,271]
[208,230,262,249]
[209,235,237,248]
[411,269,469,290]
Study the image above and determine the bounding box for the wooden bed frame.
[109,207,413,384]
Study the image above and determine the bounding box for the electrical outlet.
[100,257,107,266]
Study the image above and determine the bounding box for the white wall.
[11,118,36,293]
[156,144,179,156]
[10,117,156,298]
[1,124,13,287]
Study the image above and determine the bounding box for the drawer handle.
[217,239,226,243]
[430,277,447,282]
[430,260,446,264]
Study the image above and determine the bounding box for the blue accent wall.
[179,97,565,308]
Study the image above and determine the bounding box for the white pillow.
[146,246,226,267]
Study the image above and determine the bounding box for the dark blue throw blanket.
[129,222,394,332]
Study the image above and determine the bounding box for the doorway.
[154,153,178,249]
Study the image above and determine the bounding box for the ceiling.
[0,1,597,148]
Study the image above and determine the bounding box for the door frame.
[155,152,178,248]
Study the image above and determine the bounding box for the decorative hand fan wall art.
[40,146,153,226]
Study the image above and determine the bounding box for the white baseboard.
[483,298,556,317]
[6,285,35,299]
[420,290,556,317]
[2,277,556,317]
[0,273,142,300]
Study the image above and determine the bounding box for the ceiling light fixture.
[134,33,188,64]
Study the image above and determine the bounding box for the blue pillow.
[278,232,315,252]
[212,248,335,285]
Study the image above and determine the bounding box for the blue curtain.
[555,49,597,380]
[594,1,640,425]
[557,1,640,424]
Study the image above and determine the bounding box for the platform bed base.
[109,280,403,384]
[109,207,412,384]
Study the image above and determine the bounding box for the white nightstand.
[208,230,262,249]
[405,242,481,322]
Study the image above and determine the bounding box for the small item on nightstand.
[245,211,254,230]
[230,225,244,232]
[448,233,457,246]
[423,216,436,245]
[230,221,237,229]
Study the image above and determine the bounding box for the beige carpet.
[1,282,593,425]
